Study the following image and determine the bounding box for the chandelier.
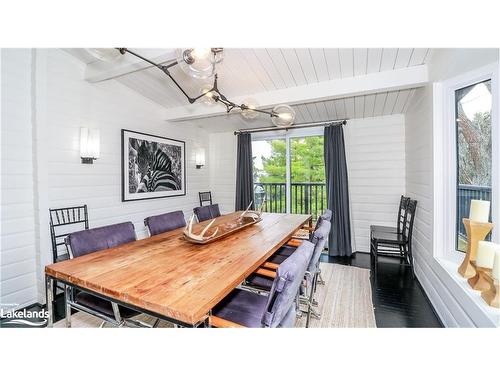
[86,48,296,127]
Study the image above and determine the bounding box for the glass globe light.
[175,48,223,79]
[86,48,123,62]
[271,104,296,127]
[241,98,259,119]
[199,84,217,105]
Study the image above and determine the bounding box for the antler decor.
[183,214,219,243]
[239,199,266,222]
[183,202,266,245]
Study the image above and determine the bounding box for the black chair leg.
[407,242,415,279]
[372,240,378,275]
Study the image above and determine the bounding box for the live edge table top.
[45,212,311,325]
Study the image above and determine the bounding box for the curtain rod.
[234,119,347,135]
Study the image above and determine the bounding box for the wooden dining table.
[45,211,311,327]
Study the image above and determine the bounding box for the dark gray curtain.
[324,125,352,256]
[235,133,255,211]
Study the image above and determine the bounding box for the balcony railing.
[254,182,327,221]
[457,184,492,238]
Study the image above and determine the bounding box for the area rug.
[54,263,376,328]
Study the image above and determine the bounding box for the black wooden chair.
[48,205,89,314]
[370,199,418,277]
[199,191,213,206]
[370,195,410,235]
[49,205,89,263]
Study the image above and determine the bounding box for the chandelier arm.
[118,48,282,118]
[118,48,196,103]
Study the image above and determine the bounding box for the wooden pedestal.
[467,265,491,292]
[481,273,500,308]
[458,219,494,279]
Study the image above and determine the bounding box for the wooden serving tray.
[183,216,262,245]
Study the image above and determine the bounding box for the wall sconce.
[80,128,100,164]
[195,149,205,169]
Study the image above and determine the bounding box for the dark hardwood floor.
[321,251,442,327]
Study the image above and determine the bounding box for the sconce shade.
[195,149,206,169]
[80,128,100,163]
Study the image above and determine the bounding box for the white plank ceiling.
[177,88,416,133]
[66,48,432,131]
[111,48,430,110]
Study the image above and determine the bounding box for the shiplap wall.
[1,49,211,305]
[345,115,406,252]
[208,115,406,253]
[1,49,38,309]
[208,132,236,213]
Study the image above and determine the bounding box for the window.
[252,132,326,221]
[434,62,498,262]
[455,80,493,252]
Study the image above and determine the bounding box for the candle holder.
[467,262,491,291]
[458,219,494,278]
[481,273,500,308]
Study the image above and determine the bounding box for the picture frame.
[121,129,186,202]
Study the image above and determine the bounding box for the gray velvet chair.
[144,210,186,236]
[194,203,221,222]
[211,240,314,328]
[66,221,136,258]
[245,220,331,327]
[64,222,150,327]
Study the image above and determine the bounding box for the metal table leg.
[46,275,54,327]
[64,284,72,328]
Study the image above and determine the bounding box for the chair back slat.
[403,200,418,241]
[49,205,89,263]
[199,191,213,206]
[397,196,411,233]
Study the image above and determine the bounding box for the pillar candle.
[476,241,499,268]
[493,250,500,280]
[469,200,490,223]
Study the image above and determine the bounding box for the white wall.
[1,49,38,309]
[209,132,236,213]
[405,48,500,327]
[209,115,406,253]
[1,49,211,307]
[345,115,406,252]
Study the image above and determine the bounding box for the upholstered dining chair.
[194,203,221,222]
[144,210,186,236]
[210,241,314,328]
[64,222,152,327]
[245,219,331,327]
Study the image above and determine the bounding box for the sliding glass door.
[252,138,287,213]
[290,136,326,221]
[252,133,326,221]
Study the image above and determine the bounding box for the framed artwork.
[122,129,186,201]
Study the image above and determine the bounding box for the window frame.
[434,62,499,264]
